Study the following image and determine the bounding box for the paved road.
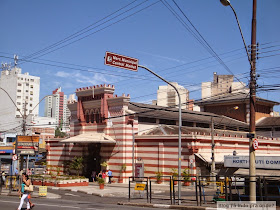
[0,189,155,210]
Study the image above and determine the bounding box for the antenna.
[14,54,19,67]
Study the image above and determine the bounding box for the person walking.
[107,169,113,184]
[1,171,6,185]
[17,172,32,210]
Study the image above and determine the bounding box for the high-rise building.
[156,82,189,109]
[44,87,70,130]
[201,72,248,99]
[0,65,40,132]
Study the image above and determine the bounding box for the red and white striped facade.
[46,84,280,181]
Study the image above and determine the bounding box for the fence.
[128,175,280,206]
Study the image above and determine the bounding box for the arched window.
[90,109,95,123]
[95,110,100,123]
[85,110,90,123]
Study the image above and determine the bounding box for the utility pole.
[249,0,257,202]
[210,117,215,181]
[220,0,257,201]
[22,102,27,135]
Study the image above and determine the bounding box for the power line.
[161,0,245,87]
[19,1,160,63]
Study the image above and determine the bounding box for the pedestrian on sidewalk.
[107,169,113,184]
[1,171,6,185]
[17,172,32,210]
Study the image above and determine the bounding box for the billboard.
[16,136,39,155]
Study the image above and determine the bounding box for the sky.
[1,0,280,116]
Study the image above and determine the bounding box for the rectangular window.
[30,79,34,82]
[30,97,33,101]
[26,96,28,99]
[18,83,22,86]
[17,102,21,105]
[30,85,33,88]
[17,96,21,99]
[138,117,156,123]
[17,89,21,92]
[7,137,16,143]
[159,119,176,125]
[30,91,33,95]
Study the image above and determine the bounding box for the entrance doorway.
[84,143,101,181]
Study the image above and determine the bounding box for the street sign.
[12,154,17,160]
[39,186,48,197]
[105,51,138,71]
[253,139,259,150]
[134,183,146,191]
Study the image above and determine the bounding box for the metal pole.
[138,65,182,204]
[26,155,29,172]
[210,117,216,184]
[132,123,135,179]
[249,0,257,202]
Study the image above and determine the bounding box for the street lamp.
[220,0,257,202]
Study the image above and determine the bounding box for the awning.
[195,153,225,164]
[60,133,116,144]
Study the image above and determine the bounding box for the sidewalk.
[46,182,218,209]
[48,182,196,197]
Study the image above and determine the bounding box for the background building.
[201,72,248,99]
[155,82,189,109]
[44,87,71,131]
[0,65,40,132]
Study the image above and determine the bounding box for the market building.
[46,84,280,182]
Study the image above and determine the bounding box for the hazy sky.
[1,0,280,115]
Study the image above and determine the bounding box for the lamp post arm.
[28,95,48,117]
[228,4,252,68]
[138,64,182,204]
[0,87,24,117]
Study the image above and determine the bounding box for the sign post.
[105,52,182,204]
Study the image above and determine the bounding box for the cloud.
[54,71,113,86]
[55,71,71,78]
[138,51,185,64]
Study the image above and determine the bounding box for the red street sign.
[105,51,138,71]
[253,138,259,150]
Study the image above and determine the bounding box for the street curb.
[118,202,209,210]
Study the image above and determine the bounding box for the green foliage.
[155,171,163,181]
[182,169,190,182]
[69,156,84,176]
[170,168,178,178]
[120,164,126,173]
[56,166,61,176]
[55,127,66,138]
[97,177,105,184]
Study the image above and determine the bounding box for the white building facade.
[156,82,189,109]
[0,66,40,132]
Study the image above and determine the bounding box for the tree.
[55,126,66,138]
[69,156,84,176]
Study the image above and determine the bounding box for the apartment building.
[0,65,40,132]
